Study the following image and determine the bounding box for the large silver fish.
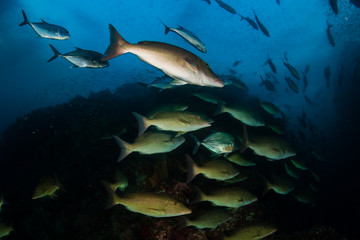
[102,24,223,87]
[160,21,207,53]
[48,44,109,68]
[19,10,70,40]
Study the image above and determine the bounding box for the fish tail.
[189,134,201,155]
[190,185,206,204]
[113,135,133,162]
[132,112,151,136]
[237,13,244,20]
[177,217,189,229]
[185,154,199,183]
[102,24,130,61]
[47,44,62,62]
[240,124,249,153]
[19,10,29,26]
[101,180,118,209]
[214,100,225,116]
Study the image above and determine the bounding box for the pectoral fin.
[170,79,188,86]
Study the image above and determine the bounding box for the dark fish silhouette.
[202,0,211,4]
[324,66,331,88]
[214,0,236,14]
[48,44,109,68]
[329,0,338,14]
[19,10,70,40]
[265,56,277,73]
[302,75,308,93]
[233,60,241,67]
[238,14,259,30]
[326,21,335,47]
[285,77,299,93]
[276,0,280,5]
[253,10,270,37]
[283,58,300,80]
[260,76,276,91]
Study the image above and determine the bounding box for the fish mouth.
[215,78,224,87]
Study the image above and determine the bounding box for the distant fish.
[304,64,310,74]
[326,21,335,47]
[113,131,185,162]
[261,102,281,115]
[290,157,308,170]
[220,75,249,91]
[19,10,70,40]
[193,92,224,104]
[329,0,339,14]
[229,69,237,74]
[233,60,241,66]
[202,0,211,4]
[284,162,300,179]
[223,224,277,240]
[214,0,237,14]
[182,209,231,229]
[285,77,299,93]
[276,0,281,5]
[263,174,296,195]
[186,154,239,183]
[48,44,109,68]
[265,55,277,73]
[283,58,300,80]
[260,76,276,92]
[253,10,270,37]
[102,24,223,87]
[160,21,207,53]
[324,66,331,88]
[32,177,62,199]
[302,75,308,93]
[238,14,259,30]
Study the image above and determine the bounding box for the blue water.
[1,0,360,239]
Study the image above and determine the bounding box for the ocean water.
[0,0,360,239]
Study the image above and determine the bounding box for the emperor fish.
[102,24,223,87]
[113,131,185,162]
[186,154,239,183]
[241,125,296,160]
[160,21,207,53]
[19,10,70,40]
[48,44,109,68]
[132,111,212,136]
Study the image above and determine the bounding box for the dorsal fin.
[41,19,47,23]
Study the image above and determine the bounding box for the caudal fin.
[101,180,118,209]
[190,185,207,204]
[214,100,225,116]
[19,10,29,26]
[189,134,201,155]
[102,24,130,61]
[113,135,133,162]
[48,44,62,62]
[132,112,151,136]
[185,154,199,183]
[240,124,249,153]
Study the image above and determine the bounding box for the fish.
[0,222,13,238]
[304,64,310,74]
[267,120,285,135]
[160,21,207,53]
[260,102,281,115]
[132,111,212,136]
[290,157,308,170]
[302,75,308,92]
[260,76,276,92]
[229,69,237,74]
[48,44,109,68]
[223,224,277,240]
[32,176,62,199]
[276,0,280,5]
[326,21,335,47]
[285,77,299,93]
[220,75,249,91]
[147,103,188,118]
[238,14,259,30]
[191,132,240,155]
[108,170,128,192]
[113,131,185,162]
[193,92,224,104]
[253,10,270,37]
[284,162,300,179]
[329,0,339,14]
[233,60,241,66]
[193,186,257,208]
[186,154,239,183]
[225,152,256,166]
[224,169,250,183]
[104,182,191,218]
[144,81,176,91]
[324,66,331,88]
[304,95,315,105]
[265,56,277,73]
[241,125,296,160]
[293,187,317,205]
[182,209,231,229]
[264,175,296,195]
[283,60,300,80]
[214,0,237,14]
[19,10,70,40]
[102,24,223,87]
[216,102,266,127]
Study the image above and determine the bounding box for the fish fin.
[157,18,170,35]
[113,135,133,162]
[214,100,225,116]
[70,65,79,68]
[237,13,245,20]
[189,134,201,155]
[185,154,199,183]
[41,19,47,23]
[177,25,185,30]
[240,124,249,153]
[185,57,198,70]
[101,180,118,209]
[177,216,188,230]
[47,44,62,62]
[102,24,130,61]
[132,112,151,136]
[191,185,207,204]
[19,10,29,26]
[170,79,188,86]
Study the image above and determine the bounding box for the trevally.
[19,10,70,40]
[160,21,207,53]
[102,24,224,87]
[48,44,109,68]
